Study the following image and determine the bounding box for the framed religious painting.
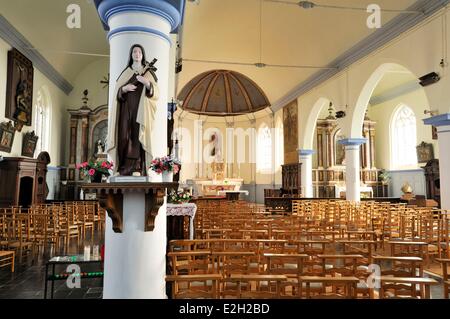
[432,126,438,140]
[416,141,434,163]
[22,131,39,158]
[0,121,16,153]
[5,48,34,132]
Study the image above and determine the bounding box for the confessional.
[0,152,50,208]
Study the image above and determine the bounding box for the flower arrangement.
[150,156,180,174]
[168,189,192,204]
[76,160,113,182]
[379,170,391,185]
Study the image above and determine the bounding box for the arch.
[349,62,429,138]
[302,97,331,150]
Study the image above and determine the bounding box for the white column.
[339,139,366,202]
[97,0,182,299]
[424,114,450,210]
[226,123,234,178]
[103,192,167,298]
[298,150,314,198]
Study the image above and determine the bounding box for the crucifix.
[100,74,110,104]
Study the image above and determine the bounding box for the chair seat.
[0,251,14,258]
[8,241,33,248]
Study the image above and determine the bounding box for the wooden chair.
[298,276,360,299]
[376,277,438,299]
[167,251,212,275]
[264,253,308,298]
[436,259,450,299]
[166,274,222,299]
[0,251,15,272]
[222,274,287,299]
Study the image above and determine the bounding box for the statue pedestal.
[81,182,177,299]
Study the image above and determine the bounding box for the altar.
[192,178,244,197]
[335,185,374,199]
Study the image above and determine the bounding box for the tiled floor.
[0,234,104,299]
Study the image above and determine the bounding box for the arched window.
[34,88,51,155]
[257,124,272,172]
[391,105,418,169]
[275,119,284,169]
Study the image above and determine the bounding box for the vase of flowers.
[168,189,192,204]
[76,160,113,183]
[150,156,180,183]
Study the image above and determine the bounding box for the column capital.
[298,149,315,157]
[96,0,184,32]
[423,113,450,127]
[338,138,367,146]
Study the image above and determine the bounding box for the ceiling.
[0,0,421,101]
[0,0,109,84]
[371,69,418,97]
[179,0,418,105]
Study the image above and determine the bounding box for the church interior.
[1,0,450,301]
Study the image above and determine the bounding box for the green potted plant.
[379,170,391,185]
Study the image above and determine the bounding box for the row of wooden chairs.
[0,202,105,265]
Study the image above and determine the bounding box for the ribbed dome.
[177,70,270,116]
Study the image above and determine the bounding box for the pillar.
[96,0,183,299]
[339,138,367,202]
[226,121,234,178]
[424,114,450,210]
[298,149,314,198]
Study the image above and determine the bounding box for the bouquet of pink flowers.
[76,160,114,179]
[150,156,180,174]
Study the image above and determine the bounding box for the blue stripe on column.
[97,0,182,31]
[298,149,315,156]
[108,26,172,45]
[338,138,367,146]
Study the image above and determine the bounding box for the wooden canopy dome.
[177,70,270,116]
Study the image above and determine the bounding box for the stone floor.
[0,234,105,299]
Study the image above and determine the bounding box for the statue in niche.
[106,44,159,176]
[209,131,224,181]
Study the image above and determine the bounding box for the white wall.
[0,38,67,166]
[368,88,439,170]
[298,8,450,148]
[66,58,109,110]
